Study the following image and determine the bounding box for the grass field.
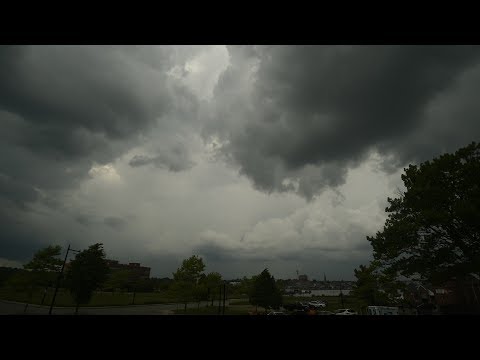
[0,287,178,307]
[0,287,366,314]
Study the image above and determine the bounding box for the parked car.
[317,311,335,316]
[292,309,308,315]
[308,300,326,308]
[334,308,358,315]
[367,306,399,315]
[284,302,309,312]
[267,311,286,315]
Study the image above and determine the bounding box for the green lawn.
[0,287,178,307]
[228,299,250,305]
[0,287,367,314]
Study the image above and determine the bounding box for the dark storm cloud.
[75,214,92,226]
[0,206,48,263]
[194,243,238,262]
[0,173,38,207]
[0,46,174,140]
[209,45,480,199]
[129,143,195,172]
[103,217,127,230]
[0,45,201,265]
[0,46,197,203]
[193,241,371,280]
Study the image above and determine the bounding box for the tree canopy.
[66,243,109,308]
[172,255,205,283]
[351,261,403,306]
[368,142,480,285]
[250,269,282,311]
[103,269,135,293]
[24,245,63,273]
[10,245,64,291]
[171,255,207,310]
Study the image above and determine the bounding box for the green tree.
[173,255,206,283]
[66,243,109,314]
[226,276,252,299]
[250,269,282,313]
[9,245,63,311]
[103,269,134,294]
[200,272,223,306]
[352,263,378,306]
[234,276,256,301]
[276,279,287,294]
[24,245,63,273]
[171,255,206,312]
[22,245,63,290]
[351,261,403,308]
[368,142,480,291]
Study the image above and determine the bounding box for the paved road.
[0,299,231,315]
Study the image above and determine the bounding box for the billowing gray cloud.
[129,143,195,172]
[75,214,92,226]
[104,216,127,230]
[2,45,480,280]
[0,45,201,271]
[0,45,199,203]
[206,45,480,199]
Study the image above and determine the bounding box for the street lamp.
[223,281,227,315]
[340,279,345,308]
[48,244,80,315]
[217,281,227,315]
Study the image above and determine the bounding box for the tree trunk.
[75,303,80,315]
[184,302,187,312]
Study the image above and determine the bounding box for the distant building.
[403,273,480,314]
[298,274,308,282]
[105,259,151,280]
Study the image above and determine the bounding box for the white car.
[334,308,357,315]
[308,301,326,308]
[267,311,286,315]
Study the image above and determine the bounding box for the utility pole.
[218,284,222,315]
[340,279,345,308]
[49,245,80,315]
[132,285,137,305]
[222,282,226,315]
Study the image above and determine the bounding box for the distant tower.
[296,269,299,278]
[324,273,327,282]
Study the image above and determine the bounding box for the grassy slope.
[0,287,177,307]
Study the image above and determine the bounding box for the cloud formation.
[206,45,480,199]
[2,45,480,279]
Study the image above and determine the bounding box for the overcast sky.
[1,45,480,280]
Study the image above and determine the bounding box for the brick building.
[106,260,151,280]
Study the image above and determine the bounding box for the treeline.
[1,247,283,313]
